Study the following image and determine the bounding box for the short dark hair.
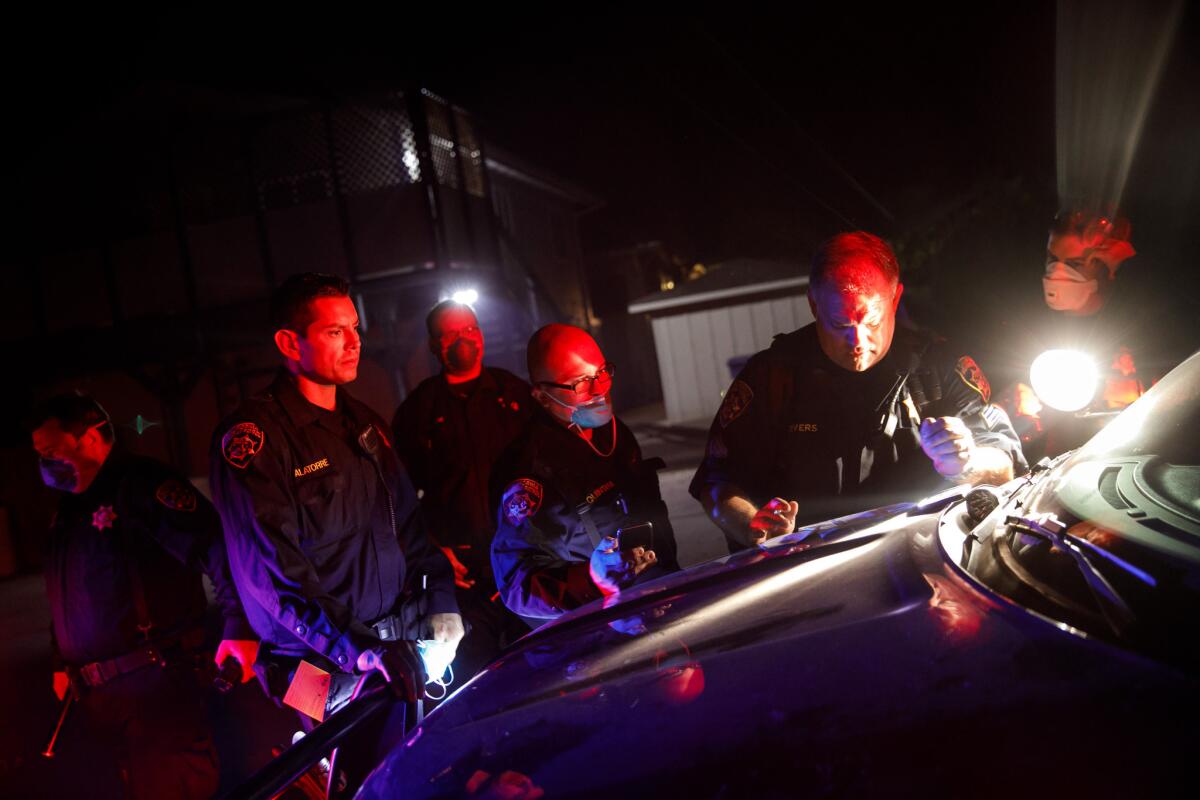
[270,273,351,333]
[810,231,900,294]
[425,300,475,338]
[29,392,114,442]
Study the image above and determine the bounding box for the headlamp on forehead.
[450,288,478,306]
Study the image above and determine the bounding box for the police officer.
[1003,208,1189,460]
[209,273,463,727]
[690,231,1028,551]
[31,392,256,800]
[491,324,679,627]
[392,300,531,679]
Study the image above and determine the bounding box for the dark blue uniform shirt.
[490,409,679,625]
[210,371,458,673]
[691,324,1028,549]
[45,452,250,666]
[392,367,532,586]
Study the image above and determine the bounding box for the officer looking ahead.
[690,231,1028,551]
[209,273,462,723]
[32,392,255,800]
[491,324,679,627]
[392,300,531,680]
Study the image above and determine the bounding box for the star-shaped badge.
[92,504,118,531]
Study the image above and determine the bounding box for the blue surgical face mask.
[544,392,614,429]
[39,457,79,492]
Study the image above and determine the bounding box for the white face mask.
[1042,261,1099,311]
[416,639,457,700]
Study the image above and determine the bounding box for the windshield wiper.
[1004,512,1153,638]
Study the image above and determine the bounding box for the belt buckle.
[81,663,102,687]
[373,615,397,641]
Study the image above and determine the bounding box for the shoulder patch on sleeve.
[155,479,198,512]
[718,379,754,428]
[955,356,991,404]
[222,422,265,469]
[501,478,544,528]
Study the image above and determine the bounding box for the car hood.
[360,502,1196,798]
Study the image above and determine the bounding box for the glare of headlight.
[1030,349,1098,412]
[451,288,478,306]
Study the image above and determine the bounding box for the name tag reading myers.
[283,660,332,721]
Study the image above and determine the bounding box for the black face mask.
[39,457,79,492]
[446,339,480,373]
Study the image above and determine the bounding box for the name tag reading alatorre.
[294,458,331,478]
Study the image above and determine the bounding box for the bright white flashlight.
[1030,349,1099,412]
[451,288,478,306]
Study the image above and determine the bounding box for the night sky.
[3,4,1196,333]
[3,6,1054,253]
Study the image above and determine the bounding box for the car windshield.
[962,351,1200,667]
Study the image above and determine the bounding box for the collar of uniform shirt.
[274,369,358,429]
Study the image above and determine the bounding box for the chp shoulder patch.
[955,356,992,404]
[501,478,544,528]
[222,422,265,469]
[155,479,198,512]
[718,379,754,428]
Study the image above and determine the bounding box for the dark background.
[4,3,1195,339]
[1,4,1198,795]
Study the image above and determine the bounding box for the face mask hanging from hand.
[39,458,79,492]
[1042,261,1099,311]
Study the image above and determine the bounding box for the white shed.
[628,259,812,424]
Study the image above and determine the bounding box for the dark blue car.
[358,352,1200,799]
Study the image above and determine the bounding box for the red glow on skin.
[529,325,613,436]
[1044,232,1136,317]
[808,264,902,372]
[430,305,484,383]
[275,295,361,410]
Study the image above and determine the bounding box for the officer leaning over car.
[32,391,256,800]
[209,272,463,735]
[490,323,680,628]
[691,231,1028,552]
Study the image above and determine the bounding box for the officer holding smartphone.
[490,324,679,628]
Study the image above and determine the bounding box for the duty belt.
[79,646,163,687]
[75,627,206,687]
[371,614,403,642]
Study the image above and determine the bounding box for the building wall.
[652,292,813,423]
[489,170,592,330]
